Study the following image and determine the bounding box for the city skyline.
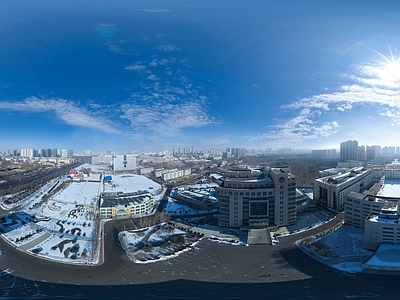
[2,1,400,151]
[3,140,400,157]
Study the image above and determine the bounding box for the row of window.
[226,183,270,189]
[219,190,273,196]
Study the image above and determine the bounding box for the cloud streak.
[0,97,118,134]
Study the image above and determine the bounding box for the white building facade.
[112,154,136,172]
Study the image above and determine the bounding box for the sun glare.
[383,59,400,80]
[369,46,400,84]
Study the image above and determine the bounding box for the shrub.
[143,245,153,252]
[170,234,185,244]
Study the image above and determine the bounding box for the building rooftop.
[377,179,400,198]
[316,167,368,185]
[368,213,399,224]
[100,191,152,208]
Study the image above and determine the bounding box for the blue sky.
[2,0,400,151]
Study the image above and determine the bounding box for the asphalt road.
[1,213,400,299]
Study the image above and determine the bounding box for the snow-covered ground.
[0,173,164,265]
[300,225,373,274]
[119,223,201,263]
[364,243,400,268]
[273,210,332,237]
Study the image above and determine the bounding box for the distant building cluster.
[311,149,337,159]
[18,148,73,158]
[224,148,247,159]
[339,140,400,162]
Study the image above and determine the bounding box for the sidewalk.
[172,221,238,239]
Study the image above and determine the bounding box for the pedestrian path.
[173,221,238,239]
[247,228,271,245]
[18,231,53,251]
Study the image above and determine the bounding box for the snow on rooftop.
[377,179,400,197]
[368,214,398,224]
[103,174,161,195]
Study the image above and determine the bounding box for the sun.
[365,45,400,89]
[369,46,400,80]
[382,58,400,80]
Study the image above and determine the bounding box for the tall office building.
[340,140,358,161]
[216,166,296,229]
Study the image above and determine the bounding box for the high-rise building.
[20,148,34,158]
[373,145,381,156]
[61,149,68,157]
[358,145,366,161]
[215,166,296,229]
[340,140,358,161]
[366,146,376,161]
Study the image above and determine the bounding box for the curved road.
[0,213,398,299]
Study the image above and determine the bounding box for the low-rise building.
[345,192,383,229]
[344,178,400,250]
[99,191,155,218]
[161,168,191,181]
[314,167,373,211]
[364,201,400,250]
[173,188,219,210]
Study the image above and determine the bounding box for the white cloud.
[157,45,180,52]
[147,74,159,81]
[125,63,148,72]
[120,102,215,136]
[261,59,400,146]
[0,97,118,134]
